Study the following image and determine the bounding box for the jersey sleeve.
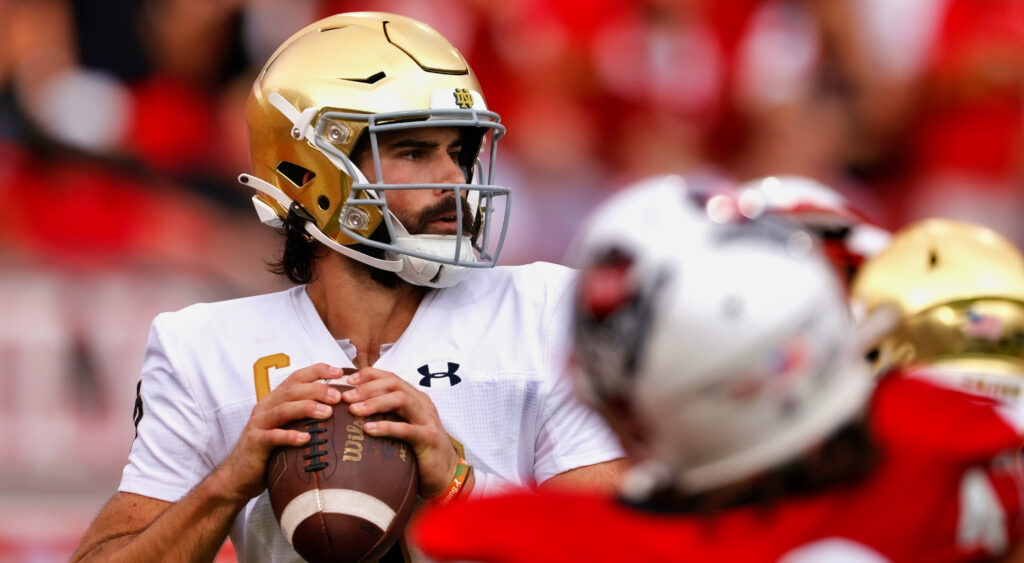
[118,312,213,502]
[532,276,625,484]
[874,374,1023,460]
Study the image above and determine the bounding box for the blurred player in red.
[412,174,1024,562]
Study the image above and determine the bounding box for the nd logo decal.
[453,88,474,109]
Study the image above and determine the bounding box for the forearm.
[538,458,627,494]
[72,472,247,563]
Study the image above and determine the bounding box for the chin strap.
[239,173,403,272]
[386,220,477,288]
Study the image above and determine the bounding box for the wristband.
[434,458,471,504]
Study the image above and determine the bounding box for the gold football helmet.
[850,219,1024,396]
[239,12,508,287]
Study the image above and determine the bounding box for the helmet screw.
[344,208,370,230]
[291,127,302,139]
[326,123,350,145]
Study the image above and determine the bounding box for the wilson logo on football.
[343,418,366,462]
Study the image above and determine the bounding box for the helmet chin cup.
[386,229,479,288]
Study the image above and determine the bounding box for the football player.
[412,175,1024,562]
[71,12,624,562]
[850,218,1024,404]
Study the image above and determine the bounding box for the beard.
[403,195,478,237]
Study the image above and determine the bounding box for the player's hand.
[342,367,460,499]
[211,363,345,503]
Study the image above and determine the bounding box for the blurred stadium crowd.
[0,0,1022,560]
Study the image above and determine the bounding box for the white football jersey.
[119,262,624,562]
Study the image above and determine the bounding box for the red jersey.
[412,376,1024,562]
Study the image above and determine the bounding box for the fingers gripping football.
[342,368,460,499]
[215,364,345,502]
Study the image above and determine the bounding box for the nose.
[435,153,467,187]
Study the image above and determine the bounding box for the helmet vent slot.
[276,161,315,188]
[340,71,386,84]
[929,249,939,268]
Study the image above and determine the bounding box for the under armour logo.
[453,88,474,109]
[417,362,462,387]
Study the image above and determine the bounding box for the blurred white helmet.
[739,175,891,285]
[568,175,873,498]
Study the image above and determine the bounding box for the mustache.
[407,196,478,236]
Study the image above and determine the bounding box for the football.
[265,377,419,563]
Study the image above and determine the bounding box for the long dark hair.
[267,226,325,285]
[267,134,374,286]
[267,219,401,287]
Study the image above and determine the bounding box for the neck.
[305,253,429,369]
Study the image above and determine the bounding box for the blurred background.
[0,0,1022,559]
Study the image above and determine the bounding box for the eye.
[398,149,424,161]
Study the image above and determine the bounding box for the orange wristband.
[434,458,470,504]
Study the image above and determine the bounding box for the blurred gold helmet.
[850,219,1024,397]
[238,12,509,287]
